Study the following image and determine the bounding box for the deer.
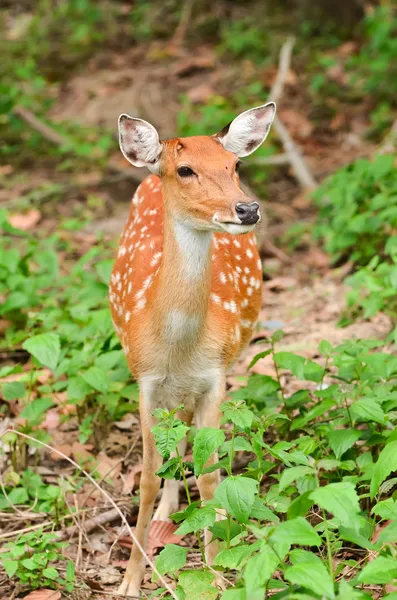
[109,101,276,597]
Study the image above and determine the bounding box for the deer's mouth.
[212,216,257,235]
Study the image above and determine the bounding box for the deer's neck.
[153,212,213,345]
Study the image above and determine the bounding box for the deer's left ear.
[216,102,276,158]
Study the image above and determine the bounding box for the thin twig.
[250,153,290,166]
[0,429,178,600]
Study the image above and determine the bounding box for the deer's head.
[118,102,276,235]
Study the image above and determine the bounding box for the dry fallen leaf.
[9,209,41,231]
[23,590,61,600]
[118,521,183,556]
[122,463,142,494]
[187,83,214,104]
[41,408,60,431]
[146,520,183,556]
[95,451,122,481]
[114,413,139,430]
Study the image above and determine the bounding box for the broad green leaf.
[23,333,61,371]
[2,381,26,401]
[243,544,279,593]
[94,350,124,371]
[43,566,59,580]
[20,396,53,425]
[155,544,188,576]
[21,557,36,570]
[214,476,258,524]
[221,401,254,429]
[274,352,305,378]
[279,466,314,491]
[377,520,397,545]
[372,499,397,520]
[81,366,109,394]
[152,421,189,459]
[214,545,252,570]
[7,487,29,505]
[271,517,322,547]
[66,560,75,582]
[193,428,225,477]
[357,556,397,584]
[249,498,279,522]
[221,590,247,600]
[67,375,92,401]
[156,457,180,480]
[285,558,335,598]
[370,441,397,499]
[327,429,361,460]
[287,491,314,519]
[248,349,272,370]
[175,506,217,535]
[2,559,18,578]
[310,482,360,526]
[351,397,385,424]
[178,570,217,600]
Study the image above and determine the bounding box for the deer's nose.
[235,202,260,225]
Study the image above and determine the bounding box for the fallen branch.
[13,106,69,147]
[59,506,127,540]
[269,37,317,190]
[0,429,179,600]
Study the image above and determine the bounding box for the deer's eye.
[177,166,195,177]
[235,160,242,173]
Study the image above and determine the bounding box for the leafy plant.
[151,331,397,598]
[0,529,75,591]
[313,154,397,265]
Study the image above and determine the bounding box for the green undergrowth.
[153,332,397,599]
[313,153,397,330]
[0,210,137,464]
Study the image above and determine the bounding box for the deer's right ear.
[118,115,162,173]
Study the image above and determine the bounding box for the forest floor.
[1,10,394,598]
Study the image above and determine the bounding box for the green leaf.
[21,557,36,570]
[351,397,385,424]
[7,487,29,505]
[243,544,279,593]
[285,555,335,598]
[271,517,322,547]
[370,441,397,499]
[94,350,124,371]
[310,482,360,527]
[66,560,75,582]
[249,498,279,522]
[214,476,258,524]
[287,491,314,519]
[193,428,225,477]
[67,375,92,401]
[152,421,190,459]
[2,559,18,578]
[221,590,247,600]
[175,506,217,535]
[20,396,53,425]
[156,457,180,480]
[327,429,361,460]
[214,545,252,570]
[279,466,314,492]
[81,366,109,394]
[248,349,272,370]
[23,333,61,371]
[221,401,254,429]
[377,520,397,545]
[372,499,397,520]
[178,570,217,600]
[2,381,26,401]
[42,566,59,580]
[274,352,305,378]
[357,556,397,584]
[155,544,188,576]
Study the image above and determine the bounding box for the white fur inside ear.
[217,102,276,158]
[118,115,162,171]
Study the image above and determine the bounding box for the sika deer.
[110,102,276,596]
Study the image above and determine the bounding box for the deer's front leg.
[154,408,193,521]
[195,377,225,566]
[118,395,162,598]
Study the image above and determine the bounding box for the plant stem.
[176,447,191,505]
[229,424,236,476]
[271,340,285,403]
